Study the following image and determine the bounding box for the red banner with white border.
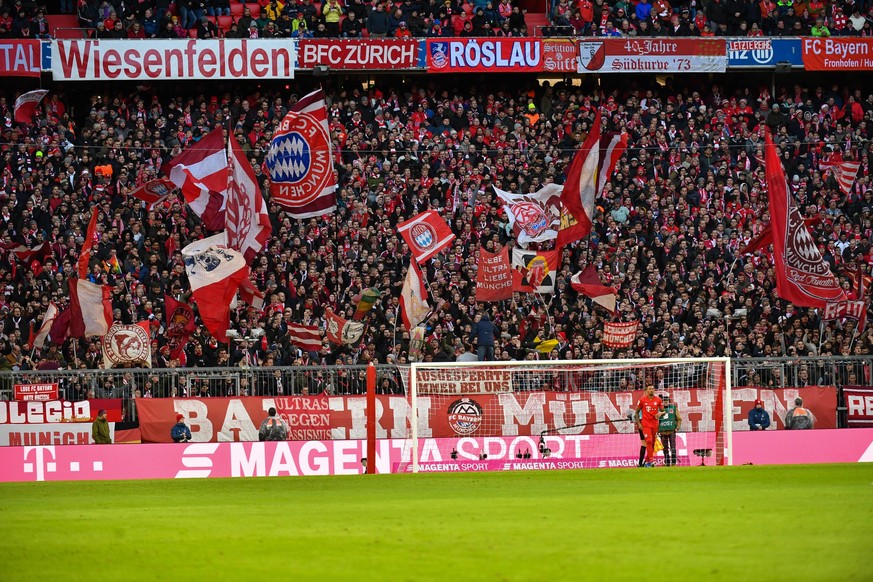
[0,399,123,423]
[427,38,543,73]
[602,321,640,348]
[801,38,873,70]
[577,38,726,73]
[297,38,419,70]
[51,39,295,81]
[542,38,577,73]
[14,383,59,402]
[844,386,873,427]
[134,387,836,442]
[0,40,41,77]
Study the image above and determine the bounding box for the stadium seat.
[218,15,233,30]
[230,3,245,17]
[526,13,548,35]
[188,27,198,37]
[462,2,473,14]
[246,3,261,17]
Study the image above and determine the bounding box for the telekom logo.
[22,446,106,481]
[23,446,56,481]
[175,443,220,478]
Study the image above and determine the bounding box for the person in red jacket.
[635,384,664,467]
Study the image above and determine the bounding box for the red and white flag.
[183,233,250,343]
[571,265,618,313]
[33,302,58,349]
[475,245,514,302]
[49,307,72,345]
[558,112,628,247]
[400,262,430,331]
[128,178,176,209]
[14,89,48,124]
[602,321,639,348]
[267,89,337,218]
[765,130,845,308]
[78,207,99,279]
[398,210,455,263]
[226,131,271,262]
[287,323,322,352]
[162,128,228,231]
[69,279,112,338]
[821,153,861,197]
[493,183,562,245]
[237,277,265,311]
[0,241,52,262]
[325,309,365,346]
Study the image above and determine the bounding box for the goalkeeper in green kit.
[658,393,682,466]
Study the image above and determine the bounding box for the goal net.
[396,358,731,473]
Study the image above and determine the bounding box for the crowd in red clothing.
[0,76,872,378]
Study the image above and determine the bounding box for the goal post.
[403,358,732,473]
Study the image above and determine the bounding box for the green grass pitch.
[1,464,871,581]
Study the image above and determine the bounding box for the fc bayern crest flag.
[398,210,455,263]
[128,178,175,209]
[266,89,337,218]
[102,322,152,369]
[493,183,562,246]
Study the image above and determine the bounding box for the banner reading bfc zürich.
[727,38,803,68]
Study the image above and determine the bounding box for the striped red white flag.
[821,155,861,197]
[286,323,322,352]
[161,128,227,230]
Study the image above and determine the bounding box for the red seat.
[188,27,198,37]
[246,3,261,17]
[230,3,244,17]
[218,15,233,29]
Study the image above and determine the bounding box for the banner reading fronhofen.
[577,38,726,73]
[51,39,295,80]
[801,38,873,70]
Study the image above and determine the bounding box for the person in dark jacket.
[747,399,771,430]
[366,2,390,37]
[470,313,498,361]
[171,413,192,442]
[92,409,111,444]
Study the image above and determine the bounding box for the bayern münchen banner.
[51,39,295,81]
[602,321,640,348]
[476,245,513,302]
[398,210,455,263]
[266,89,336,218]
[577,38,726,73]
[494,183,562,245]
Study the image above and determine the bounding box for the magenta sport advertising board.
[1,429,871,482]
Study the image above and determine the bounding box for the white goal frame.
[408,357,733,472]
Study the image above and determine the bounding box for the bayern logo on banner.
[494,183,562,245]
[602,321,640,348]
[398,210,455,263]
[577,38,726,73]
[427,39,543,73]
[102,323,152,369]
[267,89,336,218]
[128,177,175,209]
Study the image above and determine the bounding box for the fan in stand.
[693,449,713,466]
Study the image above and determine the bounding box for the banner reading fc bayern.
[577,38,726,73]
[427,38,543,73]
[801,38,873,71]
[51,39,295,81]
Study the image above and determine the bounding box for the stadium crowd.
[1,0,873,37]
[0,76,872,384]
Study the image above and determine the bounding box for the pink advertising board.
[0,429,870,482]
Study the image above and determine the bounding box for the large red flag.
[183,233,249,343]
[558,113,628,247]
[571,265,617,313]
[398,210,456,263]
[267,89,337,218]
[226,132,271,262]
[69,279,112,338]
[77,208,99,279]
[161,128,227,231]
[14,89,48,123]
[476,245,513,302]
[765,130,844,307]
[164,295,196,359]
[49,307,72,345]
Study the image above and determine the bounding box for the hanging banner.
[727,38,803,68]
[844,386,873,428]
[427,38,542,73]
[13,383,59,402]
[542,38,578,73]
[476,245,514,302]
[51,39,296,81]
[577,38,726,73]
[602,321,640,348]
[297,38,420,70]
[801,38,873,71]
[0,40,42,77]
